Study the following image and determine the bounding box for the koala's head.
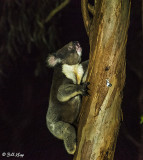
[47,41,82,67]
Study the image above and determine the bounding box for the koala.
[46,41,89,154]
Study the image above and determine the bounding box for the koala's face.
[57,41,82,65]
[47,41,82,67]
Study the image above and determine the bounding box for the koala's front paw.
[81,82,90,96]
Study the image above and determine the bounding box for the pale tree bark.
[74,0,131,160]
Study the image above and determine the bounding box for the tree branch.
[74,0,131,159]
[81,0,92,36]
[44,0,70,23]
[88,3,95,15]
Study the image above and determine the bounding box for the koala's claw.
[86,82,90,85]
[86,91,90,96]
[84,91,90,96]
[81,82,90,96]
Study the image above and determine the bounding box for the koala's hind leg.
[48,121,76,154]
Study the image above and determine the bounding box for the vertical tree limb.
[74,0,131,159]
[81,0,92,36]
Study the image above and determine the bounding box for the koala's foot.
[63,125,77,155]
[64,137,76,155]
[81,82,90,96]
[47,120,77,155]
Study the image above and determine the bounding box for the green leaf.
[140,115,143,124]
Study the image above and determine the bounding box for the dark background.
[0,0,142,160]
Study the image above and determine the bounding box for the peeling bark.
[74,0,130,159]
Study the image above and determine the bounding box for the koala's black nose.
[73,41,80,46]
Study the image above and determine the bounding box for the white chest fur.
[62,64,84,84]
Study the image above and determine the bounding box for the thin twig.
[88,3,95,15]
[44,0,70,23]
[125,133,141,147]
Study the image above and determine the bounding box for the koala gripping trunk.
[74,0,130,160]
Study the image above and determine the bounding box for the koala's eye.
[68,45,73,51]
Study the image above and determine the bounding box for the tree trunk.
[74,0,130,159]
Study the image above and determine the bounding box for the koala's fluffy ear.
[46,54,62,67]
